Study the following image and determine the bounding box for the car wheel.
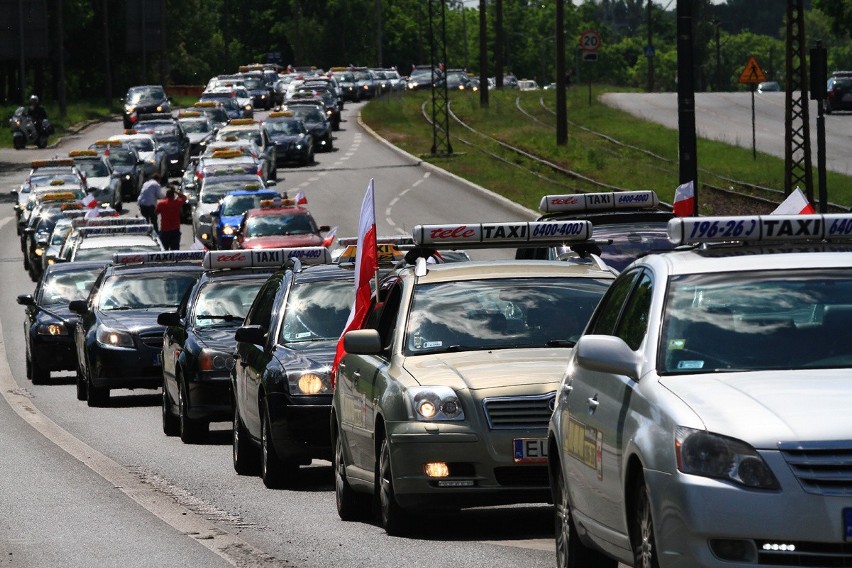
[631,475,661,568]
[87,372,109,407]
[13,136,24,150]
[37,136,48,149]
[260,404,297,489]
[554,463,617,568]
[824,100,833,115]
[377,436,408,536]
[162,384,179,436]
[179,379,207,444]
[232,400,259,475]
[25,353,32,381]
[75,370,87,401]
[22,254,29,270]
[334,423,368,521]
[31,359,49,385]
[115,196,123,213]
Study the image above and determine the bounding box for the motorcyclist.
[28,95,47,136]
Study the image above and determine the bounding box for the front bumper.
[186,372,231,422]
[88,340,163,390]
[31,333,77,372]
[267,392,332,462]
[275,144,311,165]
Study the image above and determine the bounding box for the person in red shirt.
[155,185,187,250]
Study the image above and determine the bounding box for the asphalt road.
[0,102,557,567]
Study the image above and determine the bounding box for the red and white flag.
[294,190,308,205]
[81,193,97,209]
[331,180,378,386]
[673,180,695,217]
[771,187,815,215]
[321,225,339,248]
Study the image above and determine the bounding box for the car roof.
[43,259,111,275]
[104,262,203,277]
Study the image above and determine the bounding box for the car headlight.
[37,322,67,336]
[222,225,235,236]
[199,348,234,372]
[96,327,134,348]
[287,369,332,395]
[125,106,135,113]
[124,174,131,181]
[146,158,156,165]
[156,105,164,112]
[34,247,44,256]
[675,427,780,490]
[245,104,252,110]
[405,386,465,421]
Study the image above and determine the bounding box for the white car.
[548,213,852,568]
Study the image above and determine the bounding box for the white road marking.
[384,171,430,232]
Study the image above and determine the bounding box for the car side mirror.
[11,189,18,196]
[343,329,382,355]
[16,294,34,306]
[68,300,88,315]
[235,324,266,345]
[319,225,331,232]
[157,312,181,327]
[575,335,640,381]
[266,180,276,187]
[210,210,220,217]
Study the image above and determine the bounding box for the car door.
[563,269,650,533]
[235,276,281,440]
[162,286,193,406]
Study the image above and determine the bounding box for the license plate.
[513,438,548,463]
[845,509,852,540]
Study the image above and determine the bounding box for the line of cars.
[15,170,852,567]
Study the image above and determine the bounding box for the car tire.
[554,463,617,568]
[87,372,109,407]
[13,136,24,150]
[37,136,48,149]
[630,475,661,568]
[232,400,259,475]
[25,354,32,381]
[824,100,833,115]
[75,370,87,401]
[260,404,297,489]
[334,423,369,521]
[162,384,179,436]
[179,379,208,444]
[115,196,123,213]
[377,436,408,536]
[31,359,49,385]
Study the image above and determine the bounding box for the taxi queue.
[12,70,852,568]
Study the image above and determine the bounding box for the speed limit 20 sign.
[579,30,601,52]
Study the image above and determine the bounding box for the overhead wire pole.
[479,0,488,108]
[676,0,698,214]
[784,0,813,200]
[429,0,452,156]
[555,0,567,145]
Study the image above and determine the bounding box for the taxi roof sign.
[78,224,155,237]
[228,119,257,126]
[72,217,149,229]
[539,191,660,213]
[113,250,205,265]
[32,159,74,168]
[667,214,852,245]
[203,247,331,269]
[267,111,293,118]
[40,191,77,202]
[69,149,99,158]
[413,221,594,247]
[738,56,767,85]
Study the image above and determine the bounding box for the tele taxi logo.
[216,253,247,262]
[429,225,476,240]
[118,255,145,263]
[550,196,581,205]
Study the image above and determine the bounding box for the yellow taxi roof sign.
[738,56,767,84]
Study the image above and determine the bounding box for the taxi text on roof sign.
[539,191,660,213]
[667,214,852,245]
[112,250,205,265]
[202,247,331,269]
[413,221,593,246]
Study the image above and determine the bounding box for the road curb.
[356,111,538,219]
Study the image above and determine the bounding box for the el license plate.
[513,438,548,463]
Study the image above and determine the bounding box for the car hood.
[194,325,239,350]
[187,133,210,144]
[278,339,337,367]
[241,234,324,248]
[401,348,569,391]
[270,134,306,144]
[218,215,243,227]
[36,306,77,327]
[99,309,165,334]
[659,369,852,447]
[87,176,112,190]
[112,165,135,175]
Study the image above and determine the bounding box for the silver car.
[548,213,852,568]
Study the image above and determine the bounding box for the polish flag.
[331,180,378,387]
[673,180,695,217]
[81,193,97,209]
[321,225,339,248]
[294,190,308,205]
[771,187,815,215]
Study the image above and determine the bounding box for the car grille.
[778,442,852,496]
[756,540,852,566]
[482,392,556,430]
[138,331,164,349]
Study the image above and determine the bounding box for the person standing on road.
[138,173,164,231]
[156,185,187,250]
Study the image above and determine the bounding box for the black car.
[824,71,852,114]
[22,205,79,281]
[331,69,359,102]
[192,101,230,130]
[231,253,353,488]
[122,85,171,129]
[286,104,334,152]
[159,256,278,443]
[515,190,676,272]
[133,116,191,176]
[176,111,216,156]
[263,112,314,166]
[69,253,203,406]
[89,140,144,200]
[17,261,110,384]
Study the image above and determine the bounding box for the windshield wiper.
[197,314,244,322]
[546,339,576,347]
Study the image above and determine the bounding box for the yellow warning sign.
[738,56,767,84]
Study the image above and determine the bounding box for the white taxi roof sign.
[78,224,154,237]
[203,247,331,269]
[413,221,593,247]
[72,217,149,229]
[667,214,852,245]
[112,250,205,265]
[539,191,660,213]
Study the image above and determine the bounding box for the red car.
[231,200,330,249]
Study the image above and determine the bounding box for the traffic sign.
[579,30,602,52]
[644,45,655,58]
[738,56,767,84]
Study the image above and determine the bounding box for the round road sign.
[579,30,602,52]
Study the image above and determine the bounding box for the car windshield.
[219,130,261,146]
[289,108,324,123]
[77,160,110,177]
[660,268,852,374]
[127,138,154,152]
[242,78,263,89]
[192,279,263,328]
[245,213,316,237]
[553,222,675,272]
[127,87,165,104]
[74,243,162,262]
[404,277,611,355]
[40,266,105,306]
[201,181,257,204]
[108,149,137,166]
[333,72,354,82]
[50,224,72,245]
[220,193,275,216]
[279,280,353,342]
[98,272,198,310]
[354,71,372,81]
[31,173,78,187]
[181,120,210,133]
[265,120,302,135]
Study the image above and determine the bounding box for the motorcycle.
[9,107,53,150]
